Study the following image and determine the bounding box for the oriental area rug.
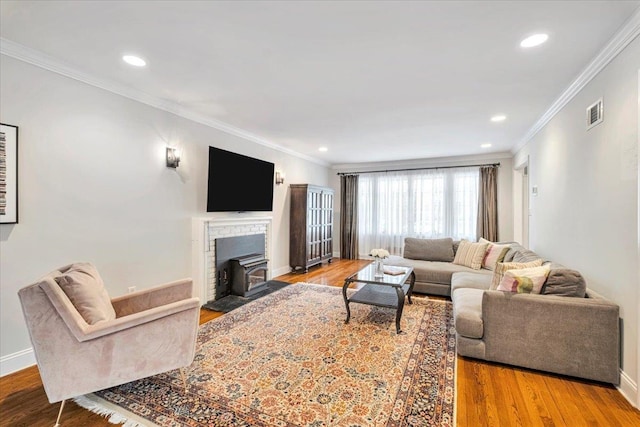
[74,283,456,426]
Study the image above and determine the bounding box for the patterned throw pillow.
[491,259,544,290]
[479,238,511,271]
[452,239,489,270]
[497,265,551,294]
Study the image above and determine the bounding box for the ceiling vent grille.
[586,98,603,130]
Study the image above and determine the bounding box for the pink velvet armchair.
[18,263,200,426]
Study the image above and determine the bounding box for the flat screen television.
[207,147,275,212]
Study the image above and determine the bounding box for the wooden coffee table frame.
[342,264,416,334]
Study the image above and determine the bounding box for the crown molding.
[0,37,329,167]
[332,151,513,172]
[512,7,640,155]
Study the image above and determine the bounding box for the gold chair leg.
[54,400,66,427]
[179,368,188,393]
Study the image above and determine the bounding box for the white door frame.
[513,157,530,247]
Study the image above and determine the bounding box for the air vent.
[586,98,603,130]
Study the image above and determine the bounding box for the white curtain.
[358,167,479,257]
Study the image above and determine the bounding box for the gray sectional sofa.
[386,237,620,384]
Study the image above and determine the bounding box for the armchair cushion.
[55,262,116,324]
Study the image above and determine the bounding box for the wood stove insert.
[230,253,269,297]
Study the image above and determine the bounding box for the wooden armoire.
[289,184,334,272]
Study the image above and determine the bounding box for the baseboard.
[272,265,292,278]
[617,369,638,408]
[0,347,36,377]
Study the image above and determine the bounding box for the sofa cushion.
[491,259,544,290]
[497,264,551,294]
[542,264,587,298]
[453,239,488,270]
[387,256,490,285]
[55,262,116,325]
[451,272,492,293]
[403,237,454,262]
[453,240,461,256]
[503,243,526,262]
[512,248,545,263]
[452,288,484,339]
[456,335,486,359]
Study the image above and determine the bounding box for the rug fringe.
[73,395,147,427]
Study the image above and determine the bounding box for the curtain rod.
[336,162,500,176]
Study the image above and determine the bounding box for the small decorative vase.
[374,258,385,278]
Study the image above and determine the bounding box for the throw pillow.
[497,265,551,294]
[491,259,544,290]
[403,237,455,262]
[452,239,488,270]
[478,238,511,271]
[55,262,116,325]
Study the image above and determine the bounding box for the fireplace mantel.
[192,216,273,303]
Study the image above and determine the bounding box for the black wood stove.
[229,253,269,298]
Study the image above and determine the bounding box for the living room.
[1,1,639,426]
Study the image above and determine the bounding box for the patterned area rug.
[75,283,455,426]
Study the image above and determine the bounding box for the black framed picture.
[0,123,18,224]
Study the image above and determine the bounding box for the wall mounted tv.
[207,146,275,212]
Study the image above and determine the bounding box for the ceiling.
[1,1,639,166]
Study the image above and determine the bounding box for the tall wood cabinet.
[289,184,334,272]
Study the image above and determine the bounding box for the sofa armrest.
[482,290,620,384]
[41,278,200,342]
[111,278,195,317]
[79,297,200,341]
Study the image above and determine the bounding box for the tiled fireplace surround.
[192,216,272,303]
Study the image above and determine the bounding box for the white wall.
[330,153,514,255]
[0,56,331,374]
[514,37,639,394]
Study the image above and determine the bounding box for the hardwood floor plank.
[515,368,557,427]
[491,364,529,427]
[1,258,638,426]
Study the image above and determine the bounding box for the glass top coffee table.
[342,263,416,334]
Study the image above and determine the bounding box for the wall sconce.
[275,171,285,185]
[166,147,181,168]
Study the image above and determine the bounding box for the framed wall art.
[0,123,18,224]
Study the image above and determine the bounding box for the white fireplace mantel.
[191,216,273,303]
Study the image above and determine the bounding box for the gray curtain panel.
[477,166,498,241]
[340,174,359,259]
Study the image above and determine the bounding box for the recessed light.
[520,33,548,48]
[122,55,146,67]
[318,147,328,152]
[481,143,492,148]
[490,115,506,122]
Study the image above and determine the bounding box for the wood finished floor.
[1,258,638,426]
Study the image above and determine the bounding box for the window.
[358,167,479,256]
